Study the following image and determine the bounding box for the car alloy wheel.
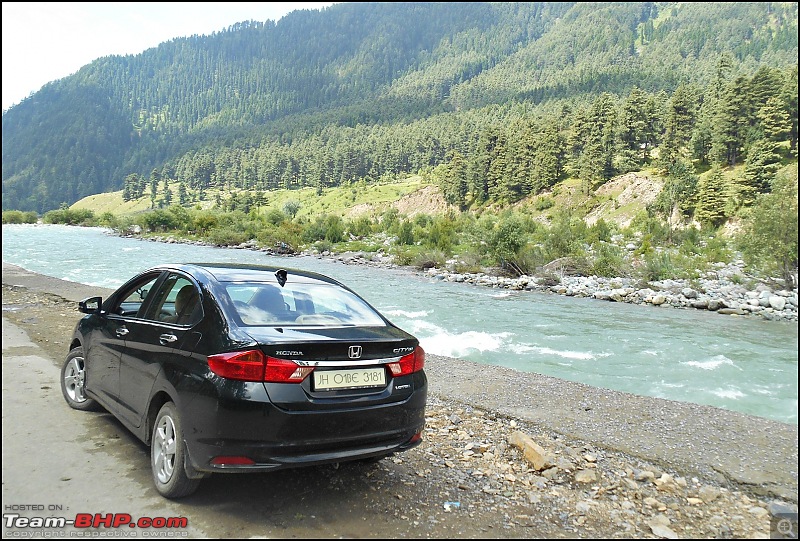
[60,347,100,411]
[153,413,177,484]
[151,402,201,498]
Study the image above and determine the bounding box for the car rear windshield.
[225,281,387,327]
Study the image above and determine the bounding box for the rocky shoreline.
[137,232,799,324]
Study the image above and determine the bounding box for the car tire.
[60,347,101,411]
[151,402,201,499]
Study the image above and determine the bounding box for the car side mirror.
[79,296,103,315]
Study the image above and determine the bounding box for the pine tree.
[659,84,696,169]
[758,96,792,143]
[691,88,717,165]
[695,166,727,228]
[578,93,617,194]
[122,174,138,202]
[467,128,498,204]
[738,139,782,206]
[781,65,798,152]
[619,87,650,171]
[178,182,188,205]
[711,76,749,166]
[439,150,468,209]
[531,123,565,193]
[162,177,172,207]
[148,176,157,208]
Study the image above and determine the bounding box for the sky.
[2,2,337,111]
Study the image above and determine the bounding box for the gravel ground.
[2,262,798,539]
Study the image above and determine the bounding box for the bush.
[737,169,798,286]
[423,216,456,253]
[265,208,288,226]
[534,196,555,211]
[537,211,588,261]
[639,251,676,282]
[397,220,414,245]
[97,212,119,228]
[515,244,548,276]
[412,249,447,270]
[589,242,629,277]
[192,211,219,234]
[42,208,96,225]
[313,240,334,253]
[206,227,250,246]
[2,210,38,224]
[301,214,344,244]
[347,215,374,237]
[451,250,485,273]
[138,209,177,232]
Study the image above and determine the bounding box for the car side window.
[112,274,161,317]
[147,275,202,326]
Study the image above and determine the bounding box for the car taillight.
[263,356,314,383]
[208,349,266,381]
[208,350,313,383]
[388,346,425,377]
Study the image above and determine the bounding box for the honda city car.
[60,263,427,498]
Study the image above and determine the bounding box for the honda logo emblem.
[348,345,362,359]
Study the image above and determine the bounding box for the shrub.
[737,169,798,286]
[97,212,118,228]
[205,227,250,246]
[138,209,177,232]
[451,250,485,273]
[639,251,676,282]
[2,210,38,224]
[42,208,96,225]
[589,242,629,277]
[192,211,219,234]
[397,220,414,245]
[265,208,288,226]
[534,196,555,211]
[412,249,447,270]
[347,215,374,238]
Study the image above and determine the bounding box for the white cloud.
[2,2,336,111]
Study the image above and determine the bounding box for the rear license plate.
[314,367,386,391]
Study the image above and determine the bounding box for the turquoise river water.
[2,223,797,424]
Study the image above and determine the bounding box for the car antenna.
[275,269,288,287]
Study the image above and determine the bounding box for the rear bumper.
[181,374,427,473]
[188,429,423,473]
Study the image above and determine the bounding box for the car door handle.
[160,333,178,344]
[116,327,129,337]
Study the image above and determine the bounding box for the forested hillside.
[1,2,798,215]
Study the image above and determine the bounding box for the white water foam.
[382,309,430,319]
[406,320,513,357]
[683,355,740,371]
[509,343,611,361]
[710,388,747,400]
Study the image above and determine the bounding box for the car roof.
[155,263,343,287]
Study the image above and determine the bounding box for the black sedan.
[60,263,427,498]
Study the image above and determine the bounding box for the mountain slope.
[2,2,797,212]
